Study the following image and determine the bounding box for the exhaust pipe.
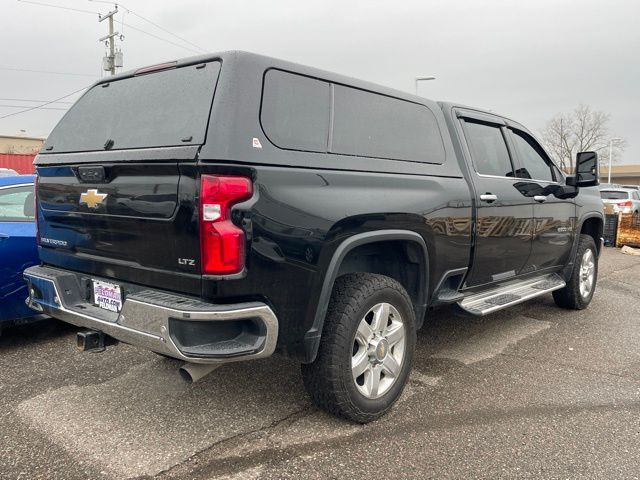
[179,362,221,383]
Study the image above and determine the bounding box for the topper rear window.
[43,61,221,153]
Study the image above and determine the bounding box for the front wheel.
[301,273,416,423]
[553,234,598,309]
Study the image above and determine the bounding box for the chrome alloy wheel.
[579,248,595,299]
[351,302,406,399]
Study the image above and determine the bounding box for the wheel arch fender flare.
[563,212,604,281]
[302,229,429,363]
[576,212,604,251]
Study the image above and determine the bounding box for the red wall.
[0,154,36,174]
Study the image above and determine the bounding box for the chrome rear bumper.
[23,265,278,364]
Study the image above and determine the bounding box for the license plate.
[93,280,122,313]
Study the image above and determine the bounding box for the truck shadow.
[0,317,77,350]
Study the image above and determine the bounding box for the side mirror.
[567,151,599,187]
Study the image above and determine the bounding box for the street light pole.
[608,137,622,184]
[415,76,436,95]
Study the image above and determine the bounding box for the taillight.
[617,200,632,207]
[199,175,253,275]
[34,175,40,245]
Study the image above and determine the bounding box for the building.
[601,164,640,186]
[0,135,44,174]
[0,135,44,155]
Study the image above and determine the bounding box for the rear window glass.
[331,85,445,163]
[261,70,331,152]
[43,62,221,153]
[600,191,629,200]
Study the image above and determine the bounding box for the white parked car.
[600,188,640,215]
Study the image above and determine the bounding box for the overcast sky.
[1,0,638,163]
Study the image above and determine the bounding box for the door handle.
[533,195,547,203]
[0,233,9,241]
[480,193,498,203]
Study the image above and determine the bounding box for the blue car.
[0,175,42,328]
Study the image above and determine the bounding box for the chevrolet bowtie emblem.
[80,189,108,209]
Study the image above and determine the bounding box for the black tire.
[301,273,416,423]
[553,234,598,309]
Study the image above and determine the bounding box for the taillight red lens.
[199,175,252,275]
[617,200,632,207]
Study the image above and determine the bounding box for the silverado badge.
[80,189,108,209]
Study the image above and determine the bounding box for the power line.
[0,86,87,120]
[0,66,97,77]
[0,104,68,111]
[0,98,74,104]
[18,0,204,55]
[123,5,207,53]
[123,22,202,54]
[89,0,207,52]
[17,0,98,15]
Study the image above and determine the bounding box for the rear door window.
[463,121,514,177]
[43,62,221,153]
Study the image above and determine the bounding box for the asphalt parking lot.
[1,248,639,480]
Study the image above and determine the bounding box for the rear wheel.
[301,273,416,423]
[553,234,598,309]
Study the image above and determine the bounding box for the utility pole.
[98,6,123,75]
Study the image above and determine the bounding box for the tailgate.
[37,159,201,295]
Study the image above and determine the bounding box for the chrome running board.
[458,273,566,316]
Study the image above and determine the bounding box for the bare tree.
[540,104,626,172]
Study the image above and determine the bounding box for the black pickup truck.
[24,51,604,423]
